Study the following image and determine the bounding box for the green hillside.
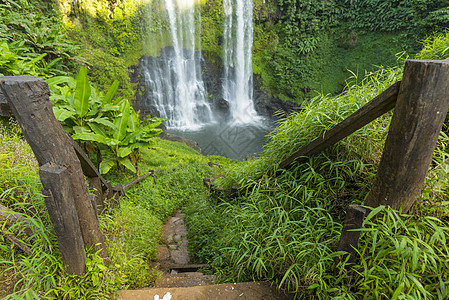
[1,0,449,298]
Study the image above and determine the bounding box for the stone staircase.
[116,211,292,300]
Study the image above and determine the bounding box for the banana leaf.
[72,132,112,147]
[99,158,116,175]
[118,157,136,173]
[103,80,119,104]
[117,146,132,158]
[53,107,75,122]
[114,100,130,142]
[73,66,91,118]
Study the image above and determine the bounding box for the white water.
[142,0,260,130]
[222,0,259,124]
[142,0,213,130]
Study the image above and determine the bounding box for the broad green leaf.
[118,157,136,173]
[93,117,116,129]
[142,128,163,138]
[24,53,47,65]
[46,76,75,88]
[121,131,142,145]
[103,80,119,104]
[53,107,75,122]
[128,142,153,150]
[144,117,167,129]
[100,159,116,174]
[128,108,139,131]
[101,103,120,113]
[114,101,130,142]
[113,96,124,106]
[73,66,91,117]
[72,133,110,146]
[44,57,62,72]
[1,42,9,52]
[117,147,132,158]
[73,125,91,135]
[88,122,108,137]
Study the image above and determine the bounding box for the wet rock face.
[201,52,300,118]
[252,74,302,117]
[129,62,152,117]
[200,53,224,112]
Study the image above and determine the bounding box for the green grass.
[185,33,449,299]
[417,30,449,60]
[2,4,449,299]
[308,30,412,97]
[0,118,232,299]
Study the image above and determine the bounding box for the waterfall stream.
[222,0,259,123]
[140,0,270,159]
[142,0,213,130]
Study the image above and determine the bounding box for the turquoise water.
[167,118,273,161]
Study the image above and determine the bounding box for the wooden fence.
[206,59,449,265]
[1,59,449,274]
[0,77,124,274]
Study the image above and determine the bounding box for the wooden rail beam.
[277,81,401,170]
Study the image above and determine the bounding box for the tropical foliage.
[47,67,165,175]
[0,0,80,76]
[249,0,449,102]
[1,0,449,299]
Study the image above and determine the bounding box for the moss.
[251,22,419,103]
[307,30,411,97]
[199,0,224,63]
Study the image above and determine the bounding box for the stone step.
[117,281,293,300]
[164,263,210,273]
[154,272,216,288]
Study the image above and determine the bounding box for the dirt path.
[117,210,294,300]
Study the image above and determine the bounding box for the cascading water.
[222,0,259,123]
[139,0,270,160]
[142,0,213,130]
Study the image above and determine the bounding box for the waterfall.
[222,0,259,123]
[142,0,213,130]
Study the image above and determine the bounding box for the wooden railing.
[1,59,449,274]
[205,59,449,266]
[284,60,449,266]
[0,77,119,274]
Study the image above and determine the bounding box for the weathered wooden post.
[336,205,366,268]
[0,89,13,116]
[0,76,109,260]
[40,163,86,275]
[365,60,449,213]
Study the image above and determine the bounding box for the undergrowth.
[186,32,449,299]
[0,118,225,299]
